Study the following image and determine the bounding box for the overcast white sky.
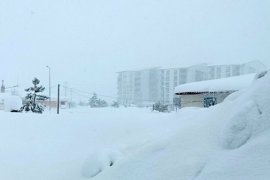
[0,0,269,101]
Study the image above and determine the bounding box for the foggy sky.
[0,0,269,101]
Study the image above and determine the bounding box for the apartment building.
[117,61,266,106]
[117,68,160,106]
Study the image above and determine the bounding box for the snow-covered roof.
[175,73,256,94]
[206,60,266,68]
[117,67,160,73]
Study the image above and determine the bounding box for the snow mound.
[93,71,270,180]
[222,101,260,149]
[81,149,122,178]
[0,94,22,111]
[222,70,270,149]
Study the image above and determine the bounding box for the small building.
[39,97,70,109]
[174,73,255,108]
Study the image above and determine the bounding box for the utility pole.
[46,66,51,111]
[57,84,60,114]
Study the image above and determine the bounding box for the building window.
[179,69,187,84]
[174,81,177,87]
[195,70,204,81]
[174,70,178,83]
[226,66,231,77]
[232,66,240,76]
[204,97,217,107]
[166,70,170,81]
[216,67,221,79]
[208,67,215,79]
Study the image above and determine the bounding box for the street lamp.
[46,66,51,111]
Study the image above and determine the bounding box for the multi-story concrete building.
[117,61,266,106]
[117,68,160,106]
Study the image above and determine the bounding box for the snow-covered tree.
[21,78,49,113]
[89,93,99,108]
[89,93,108,108]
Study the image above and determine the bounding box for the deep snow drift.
[0,107,184,180]
[93,71,270,180]
[0,71,269,180]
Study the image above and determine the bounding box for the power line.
[62,86,118,100]
[51,84,162,103]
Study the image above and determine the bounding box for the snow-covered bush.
[89,93,108,108]
[111,101,119,108]
[153,102,168,112]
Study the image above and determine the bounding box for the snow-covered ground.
[0,107,185,180]
[0,71,270,180]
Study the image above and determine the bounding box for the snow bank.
[0,107,182,180]
[93,71,270,180]
[81,149,122,178]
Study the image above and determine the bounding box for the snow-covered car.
[0,93,22,112]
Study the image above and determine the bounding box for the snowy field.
[0,71,270,180]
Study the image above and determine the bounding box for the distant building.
[117,61,266,106]
[174,73,256,108]
[38,97,70,109]
[117,68,159,106]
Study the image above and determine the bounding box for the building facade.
[117,61,266,106]
[117,68,160,106]
[174,73,257,108]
